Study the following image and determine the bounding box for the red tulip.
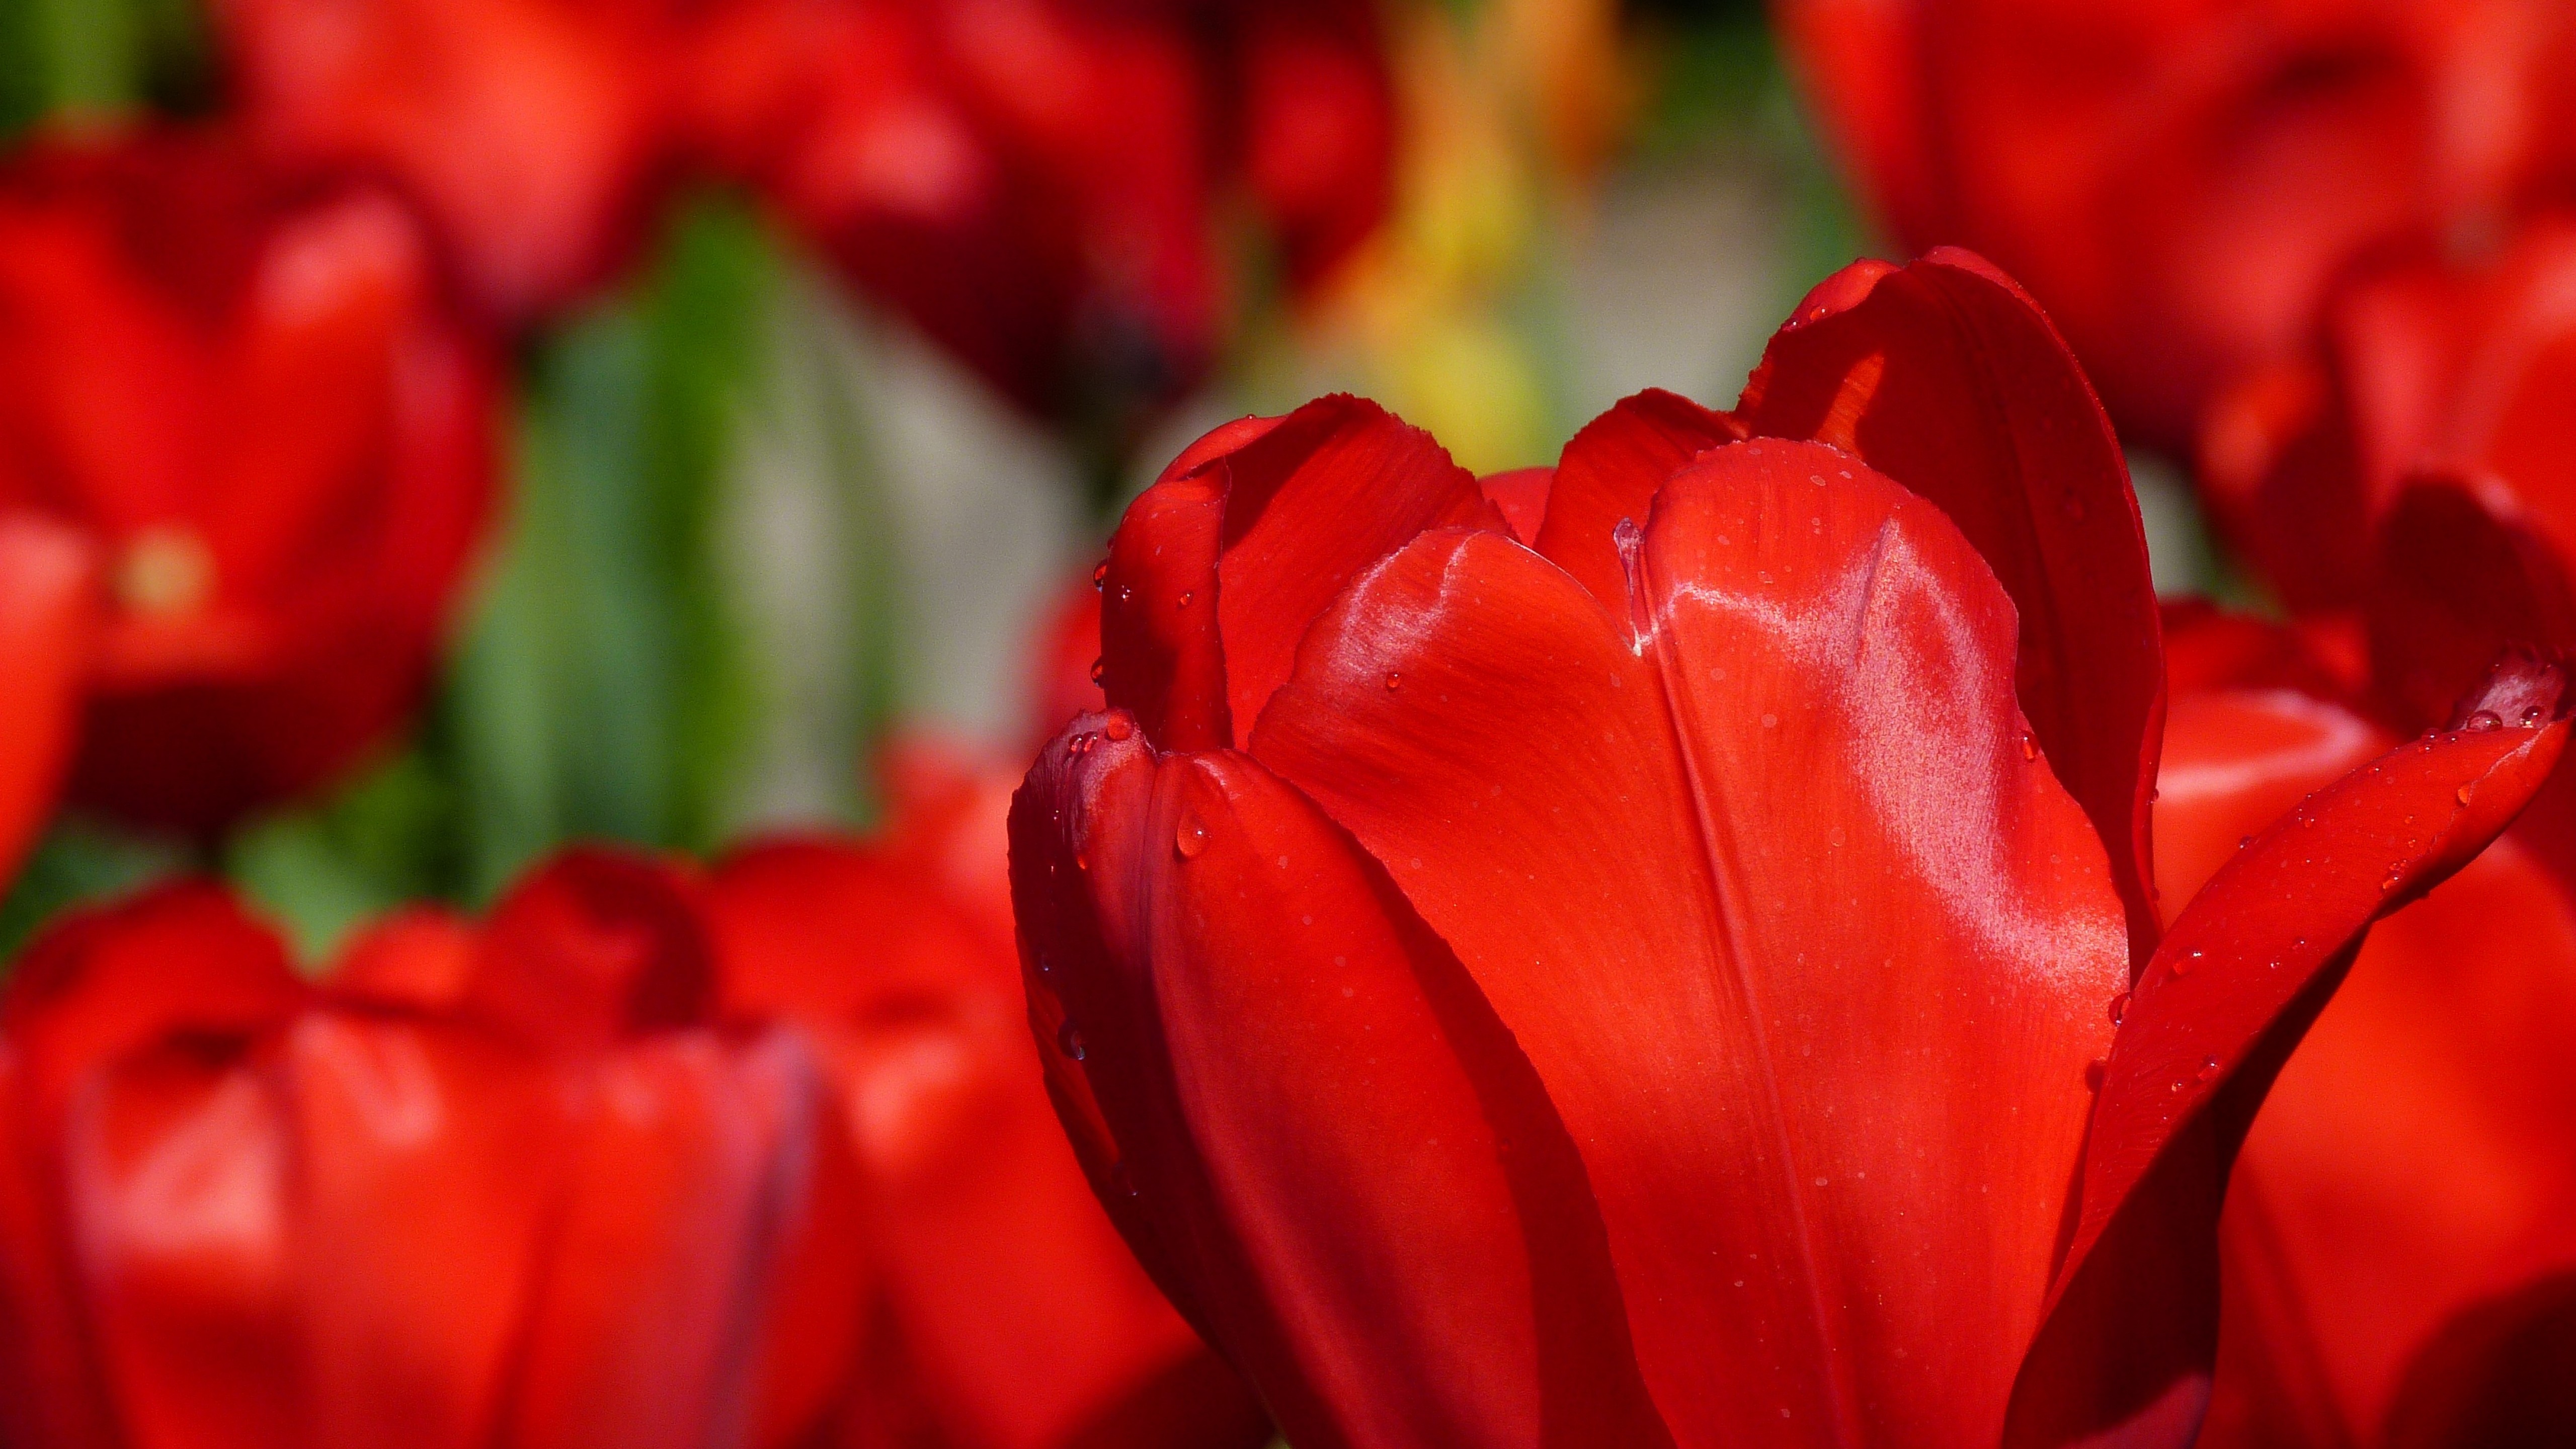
[0,857,866,1449]
[688,0,1391,436]
[2198,215,2576,612]
[701,741,1269,1448]
[1006,250,2572,1445]
[2153,609,2576,1448]
[211,0,682,326]
[0,129,501,834]
[0,513,93,884]
[1775,0,2576,453]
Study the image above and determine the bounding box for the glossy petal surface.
[1014,729,1665,1449]
[2019,660,2573,1447]
[1735,251,2165,970]
[2159,689,2576,1449]
[1250,440,2127,1444]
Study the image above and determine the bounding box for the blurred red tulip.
[2151,609,2576,1448]
[688,0,1392,439]
[2199,216,2576,611]
[0,513,93,884]
[1776,0,2576,453]
[1007,250,2569,1445]
[0,862,867,1449]
[704,746,1270,1448]
[211,0,682,326]
[0,129,501,835]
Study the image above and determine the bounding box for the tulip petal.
[2377,1269,2576,1448]
[0,513,93,886]
[66,1042,293,1449]
[707,837,1222,1449]
[1476,466,1553,546]
[2156,686,2576,1449]
[1100,397,1493,750]
[0,886,299,1449]
[1252,438,2128,1445]
[284,1013,572,1449]
[506,1029,850,1449]
[2015,656,2574,1447]
[1736,250,2165,971]
[467,848,718,1052]
[1528,387,1738,608]
[1012,722,1669,1449]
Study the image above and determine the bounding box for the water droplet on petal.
[1176,590,1194,608]
[2465,709,2503,732]
[1175,813,1211,859]
[2195,1056,2221,1084]
[2172,948,2202,977]
[2524,703,2547,723]
[1058,1020,1087,1061]
[2457,784,2474,806]
[1090,656,1106,684]
[1074,852,1089,872]
[1384,671,1401,690]
[2108,992,2132,1026]
[1092,559,1109,590]
[2237,835,2253,849]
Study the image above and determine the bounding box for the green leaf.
[430,194,779,899]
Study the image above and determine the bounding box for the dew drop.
[2108,991,2132,1026]
[1384,671,1401,690]
[2195,1056,2221,1084]
[1176,590,1194,608]
[1058,1021,1087,1061]
[1089,656,1106,684]
[2524,703,2547,723]
[2018,730,2037,762]
[2456,784,2473,806]
[1175,814,1211,860]
[2237,835,2253,849]
[2465,709,2503,732]
[2172,948,2202,977]
[1092,559,1109,590]
[1074,852,1089,872]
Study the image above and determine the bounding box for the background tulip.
[0,862,867,1449]
[212,0,682,327]
[1009,252,2572,1446]
[2152,609,2576,1449]
[0,129,500,836]
[702,743,1269,1449]
[1775,0,2576,454]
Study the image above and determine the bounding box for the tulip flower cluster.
[0,749,1266,1449]
[5,0,2575,1444]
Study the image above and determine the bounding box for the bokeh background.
[4,0,2234,964]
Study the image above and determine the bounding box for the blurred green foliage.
[0,0,208,135]
[437,196,773,904]
[239,196,782,955]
